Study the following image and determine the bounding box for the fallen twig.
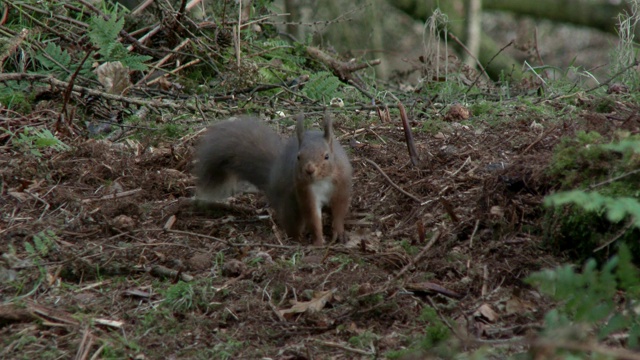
[394,230,440,279]
[364,158,423,203]
[594,220,634,252]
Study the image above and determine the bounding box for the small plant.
[385,305,452,359]
[214,251,225,271]
[610,0,640,88]
[399,239,420,256]
[281,251,303,267]
[417,306,451,347]
[161,279,218,313]
[348,330,379,350]
[209,338,245,360]
[11,127,71,157]
[527,244,640,354]
[162,123,183,139]
[24,230,58,258]
[163,281,196,312]
[87,13,151,71]
[328,254,353,266]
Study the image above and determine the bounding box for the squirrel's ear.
[296,114,305,144]
[323,112,333,147]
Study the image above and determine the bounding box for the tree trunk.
[464,0,482,68]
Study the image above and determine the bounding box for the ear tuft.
[323,112,333,146]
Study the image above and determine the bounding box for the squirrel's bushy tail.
[195,117,284,200]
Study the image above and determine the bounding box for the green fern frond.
[12,127,71,157]
[108,45,152,70]
[602,139,640,153]
[527,244,640,345]
[303,71,341,102]
[87,15,151,70]
[89,16,125,58]
[545,190,640,227]
[24,241,35,256]
[36,43,72,70]
[258,66,283,84]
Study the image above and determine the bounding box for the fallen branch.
[315,340,376,356]
[81,188,142,203]
[0,73,193,110]
[306,46,380,88]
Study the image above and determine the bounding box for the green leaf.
[616,244,640,295]
[630,323,640,349]
[598,313,630,339]
[24,241,35,255]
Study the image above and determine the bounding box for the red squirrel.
[195,113,352,246]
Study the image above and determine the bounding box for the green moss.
[419,118,447,135]
[0,91,33,114]
[161,123,184,139]
[545,135,640,263]
[348,330,379,348]
[548,131,614,187]
[469,100,494,116]
[399,239,420,255]
[595,97,616,113]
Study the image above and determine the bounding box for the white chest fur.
[310,178,334,214]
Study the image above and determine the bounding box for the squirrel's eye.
[324,153,329,160]
[297,154,301,160]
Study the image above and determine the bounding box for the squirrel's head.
[295,113,335,182]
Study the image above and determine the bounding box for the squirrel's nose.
[305,164,316,175]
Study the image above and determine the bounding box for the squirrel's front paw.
[331,231,347,244]
[311,236,324,247]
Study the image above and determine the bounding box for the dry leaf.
[490,206,504,218]
[95,61,131,95]
[475,303,498,322]
[505,295,535,315]
[278,289,335,319]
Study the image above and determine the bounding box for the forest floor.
[2,1,639,358]
[2,87,635,359]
